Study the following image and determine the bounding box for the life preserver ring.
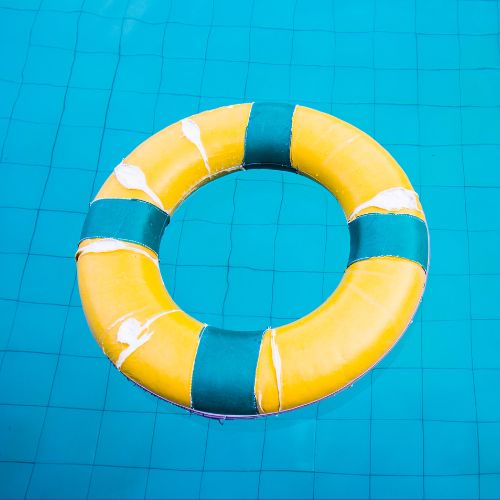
[76,103,429,418]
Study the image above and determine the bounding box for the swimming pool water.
[1,0,500,498]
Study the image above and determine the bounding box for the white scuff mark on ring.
[114,162,164,209]
[348,187,422,221]
[181,118,210,174]
[270,328,283,412]
[115,309,180,369]
[76,239,158,265]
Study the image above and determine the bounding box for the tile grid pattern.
[0,0,499,499]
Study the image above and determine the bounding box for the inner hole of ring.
[159,168,349,330]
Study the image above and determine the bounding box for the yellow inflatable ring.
[76,103,429,418]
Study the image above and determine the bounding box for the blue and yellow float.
[76,103,429,418]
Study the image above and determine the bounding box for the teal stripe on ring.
[348,213,429,271]
[191,326,264,416]
[80,198,170,255]
[244,102,296,170]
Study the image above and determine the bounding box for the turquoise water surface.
[1,0,500,498]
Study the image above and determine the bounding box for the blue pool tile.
[95,411,155,467]
[469,231,500,275]
[14,83,66,124]
[145,470,202,500]
[416,0,457,34]
[0,351,57,405]
[177,221,231,267]
[0,165,49,209]
[420,145,463,186]
[376,0,414,31]
[294,0,334,30]
[53,132,92,163]
[463,146,500,187]
[207,26,249,61]
[70,52,119,89]
[233,178,282,224]
[122,19,164,56]
[62,88,110,128]
[315,420,370,474]
[324,226,349,273]
[107,90,156,133]
[478,423,500,474]
[24,46,74,86]
[105,369,157,413]
[272,271,324,319]
[314,473,369,500]
[169,0,213,24]
[423,369,476,421]
[32,210,85,257]
[61,306,103,357]
[371,476,423,500]
[246,63,290,102]
[98,129,148,171]
[378,320,422,369]
[252,0,295,29]
[420,107,461,146]
[472,320,500,369]
[275,225,326,273]
[462,108,500,145]
[0,405,45,462]
[41,168,94,213]
[202,60,248,99]
[3,121,57,165]
[422,320,472,369]
[250,28,292,65]
[50,355,108,410]
[0,253,27,300]
[334,0,374,32]
[481,475,500,500]
[26,463,92,500]
[372,368,422,419]
[258,471,314,500]
[459,1,498,34]
[161,59,205,95]
[223,314,268,331]
[335,33,373,67]
[422,274,470,321]
[461,69,500,107]
[0,208,37,253]
[0,462,32,500]
[20,255,75,304]
[318,374,371,420]
[418,34,460,69]
[0,300,16,349]
[290,66,333,103]
[292,30,335,66]
[424,475,479,500]
[231,224,277,270]
[471,276,500,319]
[460,34,500,69]
[262,418,316,472]
[77,13,121,53]
[83,0,128,17]
[371,420,423,475]
[32,10,78,50]
[419,70,460,106]
[335,68,374,104]
[0,79,18,117]
[375,105,418,145]
[374,33,417,69]
[37,407,101,464]
[164,23,209,59]
[114,55,162,93]
[466,187,500,231]
[9,302,67,354]
[200,471,259,500]
[428,229,468,274]
[376,69,417,105]
[88,466,148,500]
[204,419,265,470]
[474,370,500,421]
[213,0,253,25]
[424,421,479,475]
[151,414,208,470]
